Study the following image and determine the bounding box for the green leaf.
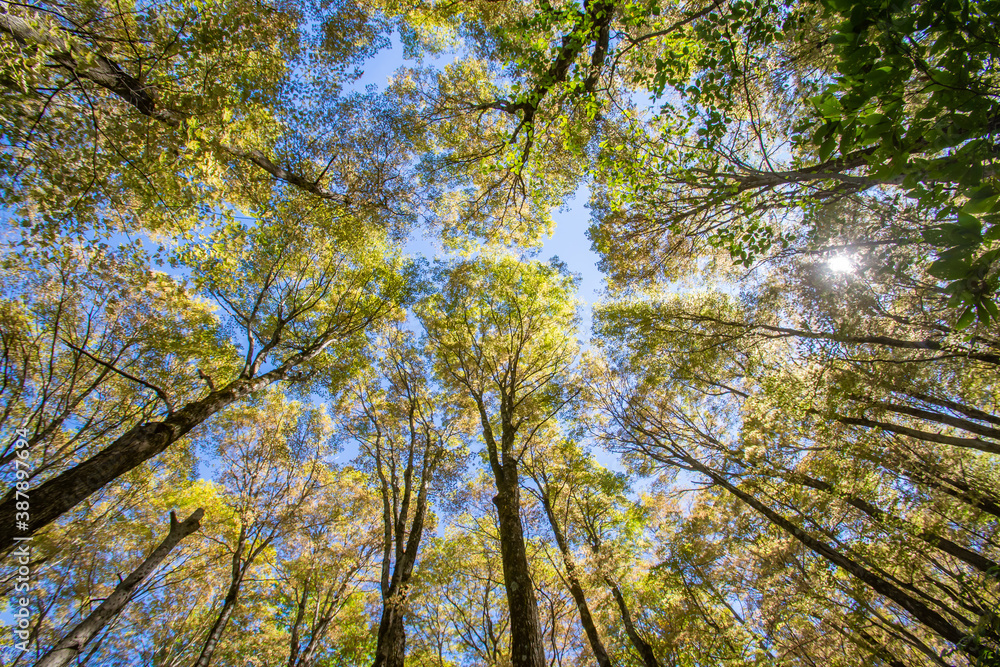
[962,192,999,215]
[928,255,970,280]
[955,305,976,330]
[819,137,836,162]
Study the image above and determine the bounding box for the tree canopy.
[1,0,998,666]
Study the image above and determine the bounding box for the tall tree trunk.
[192,531,248,667]
[287,578,311,667]
[788,472,1000,575]
[686,314,1000,365]
[902,391,1000,428]
[0,374,279,550]
[863,399,1000,440]
[835,414,1000,455]
[372,606,407,667]
[372,525,419,667]
[35,509,204,667]
[295,615,335,667]
[606,578,661,667]
[887,455,1000,520]
[473,393,547,667]
[493,465,547,667]
[689,457,982,659]
[373,451,435,667]
[538,493,612,667]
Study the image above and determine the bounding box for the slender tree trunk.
[836,414,1000,455]
[902,391,1000,428]
[854,628,908,667]
[295,615,334,667]
[538,493,612,667]
[0,374,279,550]
[35,509,204,667]
[789,472,1000,575]
[865,399,1000,441]
[690,458,981,659]
[373,457,434,667]
[606,578,661,667]
[493,465,546,667]
[287,579,311,667]
[888,455,1000,520]
[687,314,1000,365]
[193,533,248,667]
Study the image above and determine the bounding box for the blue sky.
[343,37,621,475]
[348,34,606,335]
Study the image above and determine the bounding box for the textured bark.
[538,493,612,667]
[607,579,661,667]
[372,608,407,667]
[0,373,277,551]
[493,467,547,667]
[35,509,204,667]
[467,388,548,667]
[372,484,428,667]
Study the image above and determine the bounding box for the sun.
[827,254,855,274]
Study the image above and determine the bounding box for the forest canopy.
[1,0,998,665]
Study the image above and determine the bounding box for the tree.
[0,211,409,550]
[523,436,614,667]
[416,256,581,667]
[589,302,1000,661]
[275,467,381,667]
[34,509,204,667]
[189,392,331,667]
[340,326,467,667]
[1,0,414,237]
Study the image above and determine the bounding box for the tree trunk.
[866,399,1000,441]
[473,393,547,667]
[286,578,311,667]
[691,458,981,659]
[493,465,546,667]
[295,615,335,667]
[193,532,248,667]
[606,579,661,667]
[888,455,1000,520]
[902,391,1000,428]
[373,458,433,667]
[687,314,1000,365]
[0,373,280,551]
[538,493,612,667]
[790,472,1000,575]
[35,509,204,667]
[836,414,1000,455]
[372,606,407,667]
